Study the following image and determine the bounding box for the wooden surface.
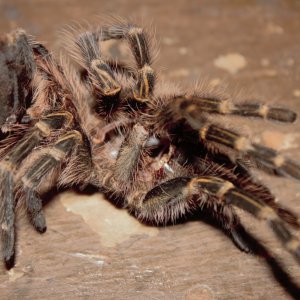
[1,1,300,299]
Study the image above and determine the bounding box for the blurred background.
[1,1,300,299]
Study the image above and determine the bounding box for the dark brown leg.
[132,176,300,264]
[155,96,300,180]
[101,22,156,102]
[0,112,74,267]
[173,95,296,123]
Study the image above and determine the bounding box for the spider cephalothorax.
[0,20,299,270]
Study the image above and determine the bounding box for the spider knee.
[90,59,121,96]
[54,130,83,150]
[135,177,194,223]
[133,64,155,101]
[21,130,83,190]
[36,111,74,137]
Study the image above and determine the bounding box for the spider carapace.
[0,20,299,270]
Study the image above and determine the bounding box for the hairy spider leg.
[136,176,300,264]
[176,95,297,123]
[100,22,156,102]
[21,130,83,233]
[66,22,155,118]
[113,123,149,186]
[31,42,77,112]
[1,30,87,268]
[71,31,121,99]
[0,29,35,129]
[65,29,127,121]
[191,176,300,263]
[198,124,300,180]
[157,97,300,180]
[9,31,35,120]
[0,112,73,266]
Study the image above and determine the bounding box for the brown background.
[1,0,300,299]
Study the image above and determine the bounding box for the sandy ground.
[0,0,300,299]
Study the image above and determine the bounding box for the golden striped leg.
[21,130,83,233]
[190,176,300,263]
[0,112,73,267]
[101,22,156,102]
[138,176,300,264]
[72,31,121,98]
[179,95,296,123]
[199,124,300,180]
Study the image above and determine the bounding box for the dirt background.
[1,0,300,299]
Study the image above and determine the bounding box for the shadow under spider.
[39,185,300,299]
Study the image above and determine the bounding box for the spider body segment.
[0,21,300,270]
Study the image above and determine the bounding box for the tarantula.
[0,20,300,270]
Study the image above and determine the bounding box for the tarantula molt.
[0,20,300,271]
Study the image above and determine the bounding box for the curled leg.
[192,176,300,263]
[67,30,121,98]
[21,130,83,232]
[134,176,300,264]
[101,22,156,102]
[0,112,73,266]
